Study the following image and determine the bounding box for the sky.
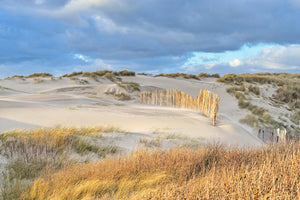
[0,0,300,77]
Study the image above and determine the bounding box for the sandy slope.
[0,75,263,147]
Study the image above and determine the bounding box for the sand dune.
[0,75,263,147]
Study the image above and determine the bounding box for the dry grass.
[198,72,220,78]
[137,72,152,76]
[155,73,200,80]
[62,70,135,79]
[0,126,122,200]
[217,73,300,86]
[5,73,53,79]
[0,126,122,148]
[22,143,300,199]
[26,73,53,78]
[117,82,140,92]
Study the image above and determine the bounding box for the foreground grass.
[0,126,121,200]
[22,143,300,200]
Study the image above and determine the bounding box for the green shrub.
[104,72,115,81]
[248,84,260,95]
[26,73,53,78]
[62,71,83,77]
[273,85,300,108]
[248,105,266,116]
[93,70,113,76]
[235,92,246,100]
[117,82,140,92]
[211,73,221,78]
[226,84,246,95]
[217,73,238,84]
[238,98,250,109]
[7,75,25,79]
[117,70,135,76]
[137,72,152,76]
[155,73,199,80]
[198,73,220,78]
[239,114,259,128]
[291,110,300,125]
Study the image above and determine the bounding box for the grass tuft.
[155,73,200,80]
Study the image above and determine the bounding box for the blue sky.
[0,0,300,77]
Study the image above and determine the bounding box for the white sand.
[0,75,263,147]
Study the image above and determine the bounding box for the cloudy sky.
[0,0,300,77]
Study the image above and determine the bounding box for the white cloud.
[57,0,113,15]
[244,45,300,70]
[73,54,90,62]
[74,58,113,72]
[229,59,242,67]
[205,63,217,69]
[93,15,128,34]
[38,0,121,24]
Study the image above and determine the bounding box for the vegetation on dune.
[62,71,84,77]
[5,73,53,79]
[33,78,44,84]
[221,73,300,135]
[25,72,53,78]
[137,72,152,76]
[117,82,140,92]
[273,85,300,110]
[217,72,300,86]
[22,143,300,200]
[155,73,200,80]
[62,70,135,80]
[155,72,220,79]
[198,72,220,78]
[117,70,136,76]
[113,92,131,100]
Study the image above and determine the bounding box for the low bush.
[235,92,246,100]
[155,73,199,80]
[26,73,53,78]
[248,84,260,95]
[117,82,140,92]
[238,98,250,109]
[273,85,300,108]
[198,73,220,78]
[117,70,135,76]
[62,71,83,77]
[114,92,131,100]
[137,72,152,76]
[217,73,243,84]
[239,114,259,128]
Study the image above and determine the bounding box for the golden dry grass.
[1,126,122,148]
[22,143,300,200]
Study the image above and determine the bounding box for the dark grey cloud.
[0,0,299,77]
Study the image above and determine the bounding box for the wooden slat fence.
[140,89,220,125]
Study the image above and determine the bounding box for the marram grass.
[22,143,300,200]
[0,126,122,148]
